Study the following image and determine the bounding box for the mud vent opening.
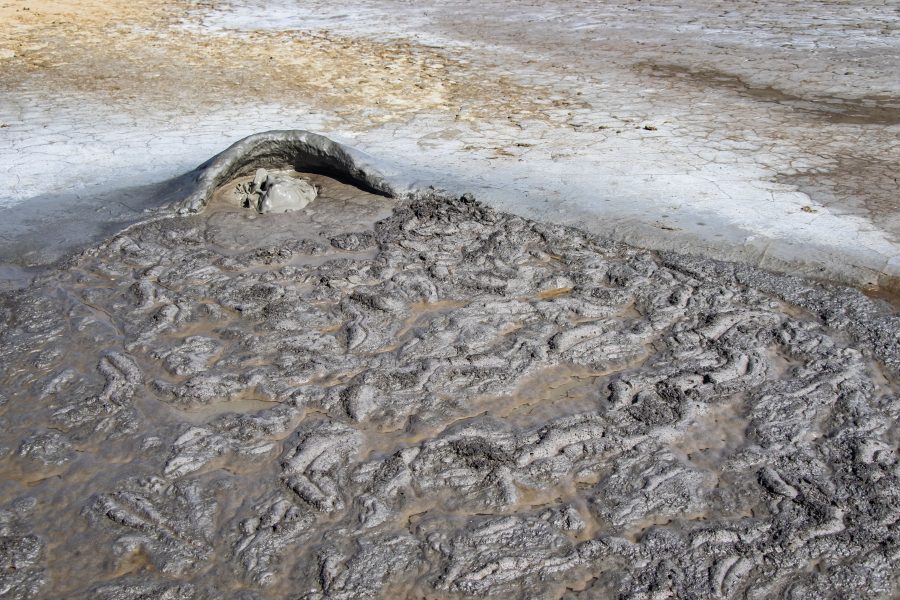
[227,151,392,199]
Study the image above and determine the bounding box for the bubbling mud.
[0,171,897,599]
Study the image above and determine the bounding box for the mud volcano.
[1,133,898,599]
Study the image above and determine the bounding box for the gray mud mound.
[235,169,319,214]
[0,172,898,599]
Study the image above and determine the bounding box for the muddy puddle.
[0,173,897,598]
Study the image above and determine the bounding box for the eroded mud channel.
[1,174,898,599]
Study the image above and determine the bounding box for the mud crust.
[0,143,897,599]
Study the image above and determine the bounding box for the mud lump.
[237,168,318,213]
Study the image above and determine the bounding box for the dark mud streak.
[637,62,900,125]
[776,154,900,243]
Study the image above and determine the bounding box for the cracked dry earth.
[1,175,899,599]
[3,0,899,286]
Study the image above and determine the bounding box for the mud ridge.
[166,130,419,214]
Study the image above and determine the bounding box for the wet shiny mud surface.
[1,175,898,599]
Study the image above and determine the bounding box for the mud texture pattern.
[0,174,898,599]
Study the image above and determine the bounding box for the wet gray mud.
[1,169,899,599]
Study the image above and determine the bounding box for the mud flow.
[0,173,898,599]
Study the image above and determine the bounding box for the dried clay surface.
[1,0,898,287]
[1,174,898,599]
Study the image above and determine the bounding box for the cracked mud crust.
[2,0,898,287]
[1,172,897,599]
